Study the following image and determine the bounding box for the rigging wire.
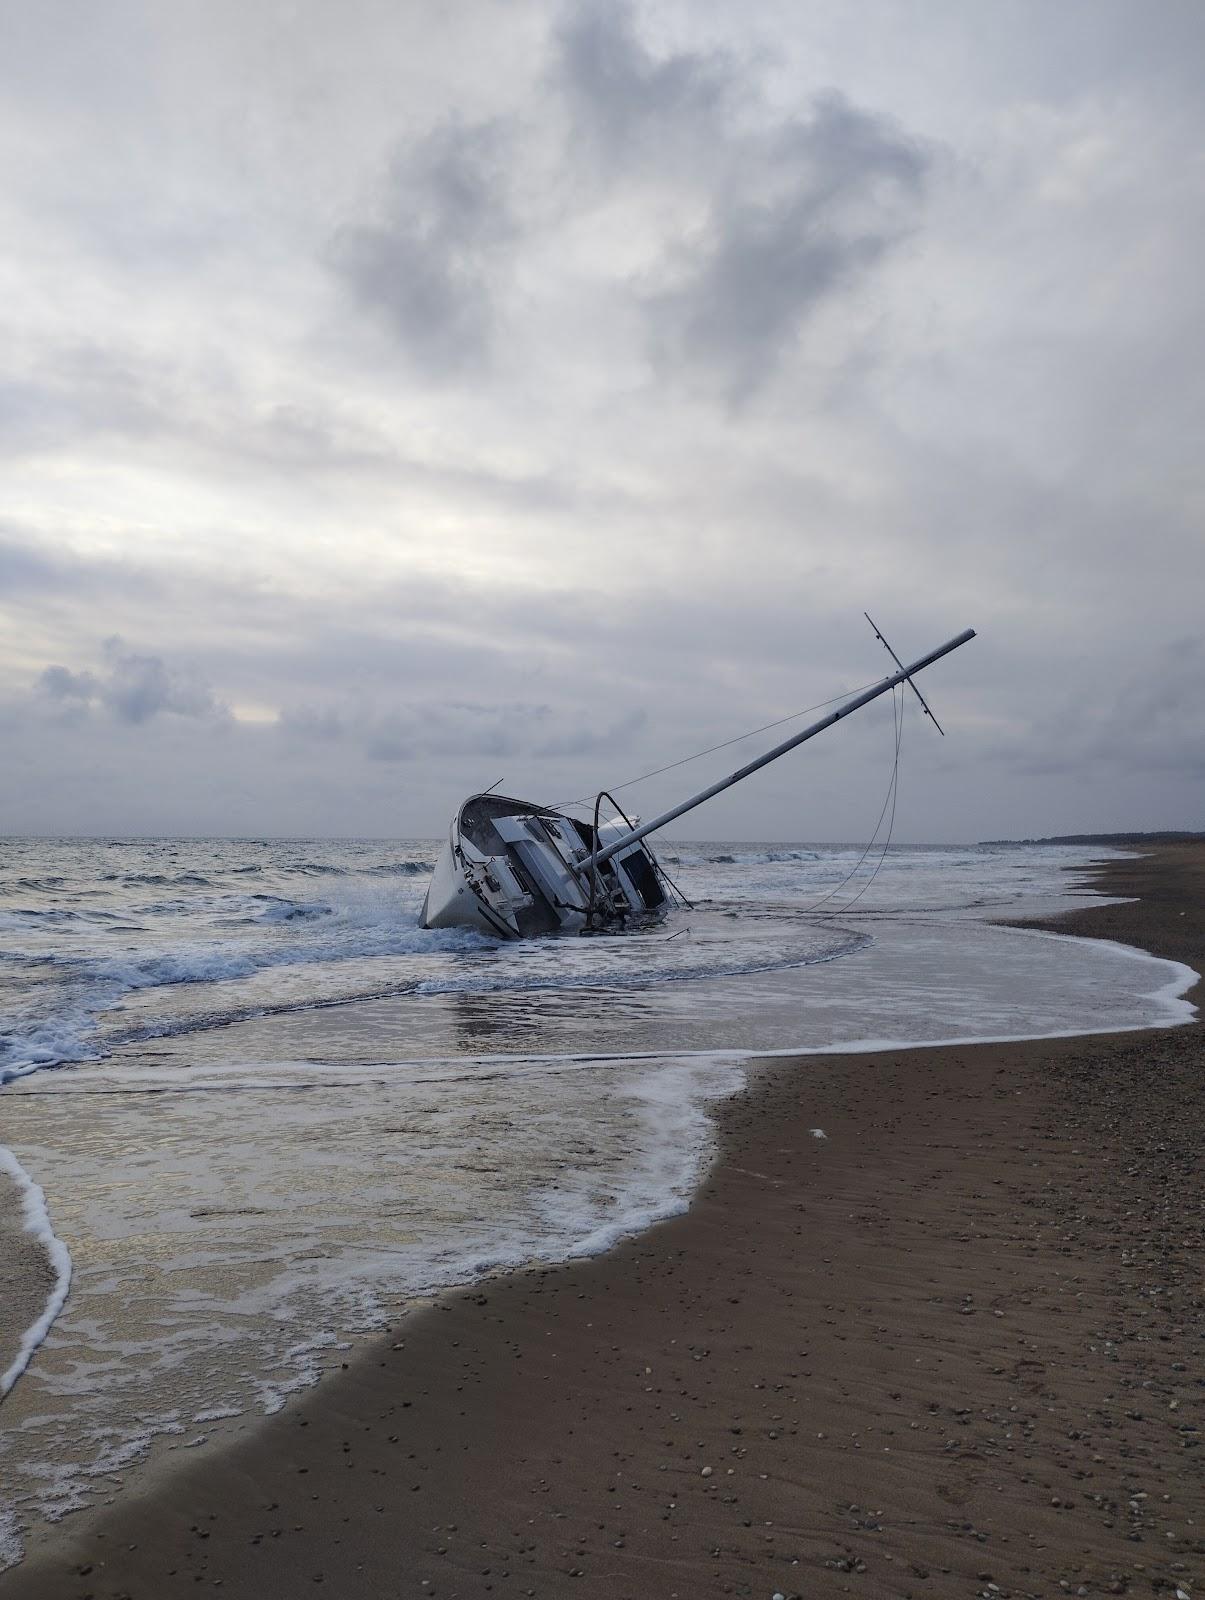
[550,674,887,811]
[798,683,904,918]
[822,687,903,914]
[554,666,909,924]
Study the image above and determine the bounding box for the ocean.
[0,837,1195,1569]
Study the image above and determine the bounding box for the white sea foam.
[0,1146,72,1399]
[1,899,856,1081]
[529,1056,746,1260]
[0,837,1138,1085]
[0,909,494,1082]
[192,1403,242,1423]
[777,933,1198,1052]
[0,1509,24,1573]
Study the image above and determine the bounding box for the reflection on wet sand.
[447,985,661,1053]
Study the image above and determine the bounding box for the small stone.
[700,1466,713,1478]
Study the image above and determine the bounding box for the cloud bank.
[0,0,1201,840]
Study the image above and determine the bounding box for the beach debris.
[810,1128,828,1140]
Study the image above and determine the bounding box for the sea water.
[0,838,1195,1564]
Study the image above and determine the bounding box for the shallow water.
[0,838,1195,1566]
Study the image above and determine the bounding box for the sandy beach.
[3,845,1202,1599]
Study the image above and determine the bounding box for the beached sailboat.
[420,625,976,940]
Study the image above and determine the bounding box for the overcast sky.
[2,0,1202,841]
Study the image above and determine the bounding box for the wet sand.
[3,846,1202,1599]
[0,1172,60,1396]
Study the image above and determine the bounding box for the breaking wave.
[251,896,333,924]
[0,836,903,1088]
[0,911,495,1085]
[667,848,821,867]
[109,872,216,887]
[1,879,868,1086]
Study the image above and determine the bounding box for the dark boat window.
[623,848,666,910]
[508,859,561,938]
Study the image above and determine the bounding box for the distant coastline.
[980,829,1205,846]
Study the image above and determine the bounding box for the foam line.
[11,934,1192,1098]
[0,1146,73,1399]
[184,938,1205,1074]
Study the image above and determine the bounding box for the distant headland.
[980,830,1205,846]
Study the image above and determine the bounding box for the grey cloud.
[534,707,647,759]
[104,647,222,725]
[646,94,929,402]
[37,638,227,725]
[556,4,732,165]
[0,530,61,592]
[1008,637,1205,783]
[1,345,591,517]
[0,344,171,466]
[330,119,516,375]
[40,664,100,701]
[365,734,412,764]
[279,697,552,766]
[322,6,932,405]
[277,706,346,743]
[555,8,930,401]
[0,526,164,600]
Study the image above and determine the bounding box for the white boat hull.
[420,835,516,937]
[419,792,669,939]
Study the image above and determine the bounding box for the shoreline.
[3,844,1203,1598]
[0,1153,72,1404]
